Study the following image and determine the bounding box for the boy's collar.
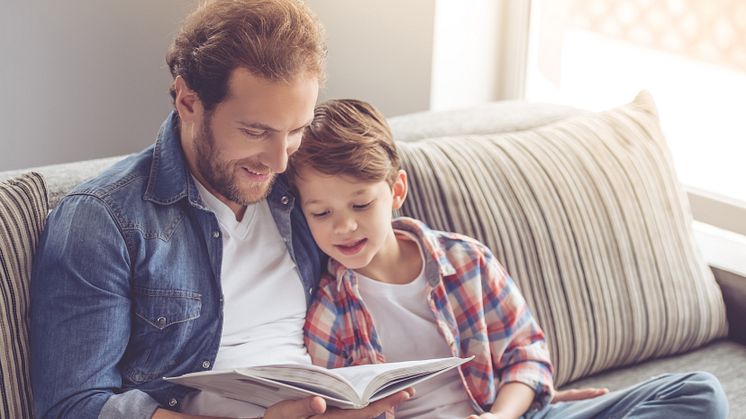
[328,217,456,290]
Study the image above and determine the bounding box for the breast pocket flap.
[133,288,202,330]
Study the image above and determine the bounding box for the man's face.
[187,68,319,210]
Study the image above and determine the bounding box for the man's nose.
[262,133,295,173]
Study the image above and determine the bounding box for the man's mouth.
[334,238,367,256]
[241,167,271,181]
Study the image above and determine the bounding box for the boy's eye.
[311,210,330,218]
[353,201,373,210]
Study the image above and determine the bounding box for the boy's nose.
[333,217,358,235]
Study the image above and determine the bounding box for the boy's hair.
[287,99,401,187]
[166,0,326,111]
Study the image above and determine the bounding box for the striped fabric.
[0,172,48,419]
[396,92,728,386]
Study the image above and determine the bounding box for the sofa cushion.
[389,100,583,142]
[0,155,125,210]
[396,92,728,386]
[0,172,48,418]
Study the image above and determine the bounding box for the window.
[525,0,746,205]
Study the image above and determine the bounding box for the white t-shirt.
[181,179,311,418]
[356,232,476,418]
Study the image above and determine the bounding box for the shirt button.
[202,360,211,369]
[168,398,178,407]
[212,231,221,238]
[280,196,289,205]
[156,316,167,327]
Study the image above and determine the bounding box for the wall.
[0,1,469,171]
[430,0,502,111]
[430,0,531,111]
[306,0,436,118]
[1,0,200,171]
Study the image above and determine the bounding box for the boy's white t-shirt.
[356,231,477,418]
[181,178,311,418]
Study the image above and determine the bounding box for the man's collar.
[143,111,194,206]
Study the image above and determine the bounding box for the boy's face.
[295,167,407,275]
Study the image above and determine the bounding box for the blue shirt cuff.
[99,390,161,419]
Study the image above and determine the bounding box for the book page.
[247,364,358,404]
[165,369,359,409]
[164,356,474,409]
[330,357,472,401]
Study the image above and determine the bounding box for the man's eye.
[241,129,266,138]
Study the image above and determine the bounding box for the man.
[29,1,411,418]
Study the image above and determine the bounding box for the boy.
[287,99,728,419]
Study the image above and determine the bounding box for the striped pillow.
[0,172,48,418]
[397,92,728,386]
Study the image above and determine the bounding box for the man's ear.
[173,76,203,124]
[391,170,408,210]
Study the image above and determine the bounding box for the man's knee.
[681,371,728,419]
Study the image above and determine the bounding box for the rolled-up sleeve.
[481,249,555,410]
[303,276,348,369]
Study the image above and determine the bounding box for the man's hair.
[166,0,326,110]
[287,99,401,187]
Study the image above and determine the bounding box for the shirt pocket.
[123,287,202,384]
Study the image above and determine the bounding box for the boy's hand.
[462,387,610,419]
[264,389,414,419]
[552,387,609,402]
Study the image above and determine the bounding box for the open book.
[165,356,473,409]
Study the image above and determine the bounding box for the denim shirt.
[30,112,323,419]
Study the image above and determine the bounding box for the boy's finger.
[314,389,414,418]
[552,387,609,402]
[358,389,413,417]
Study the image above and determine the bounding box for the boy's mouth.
[334,238,367,256]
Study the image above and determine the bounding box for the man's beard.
[193,114,275,206]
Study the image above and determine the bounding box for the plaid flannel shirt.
[304,217,555,412]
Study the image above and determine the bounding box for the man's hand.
[551,387,609,403]
[151,408,224,418]
[264,389,413,419]
[465,412,508,419]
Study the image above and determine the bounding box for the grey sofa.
[1,95,745,418]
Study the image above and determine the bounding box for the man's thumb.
[271,396,326,419]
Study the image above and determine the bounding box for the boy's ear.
[173,76,203,124]
[391,170,408,210]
